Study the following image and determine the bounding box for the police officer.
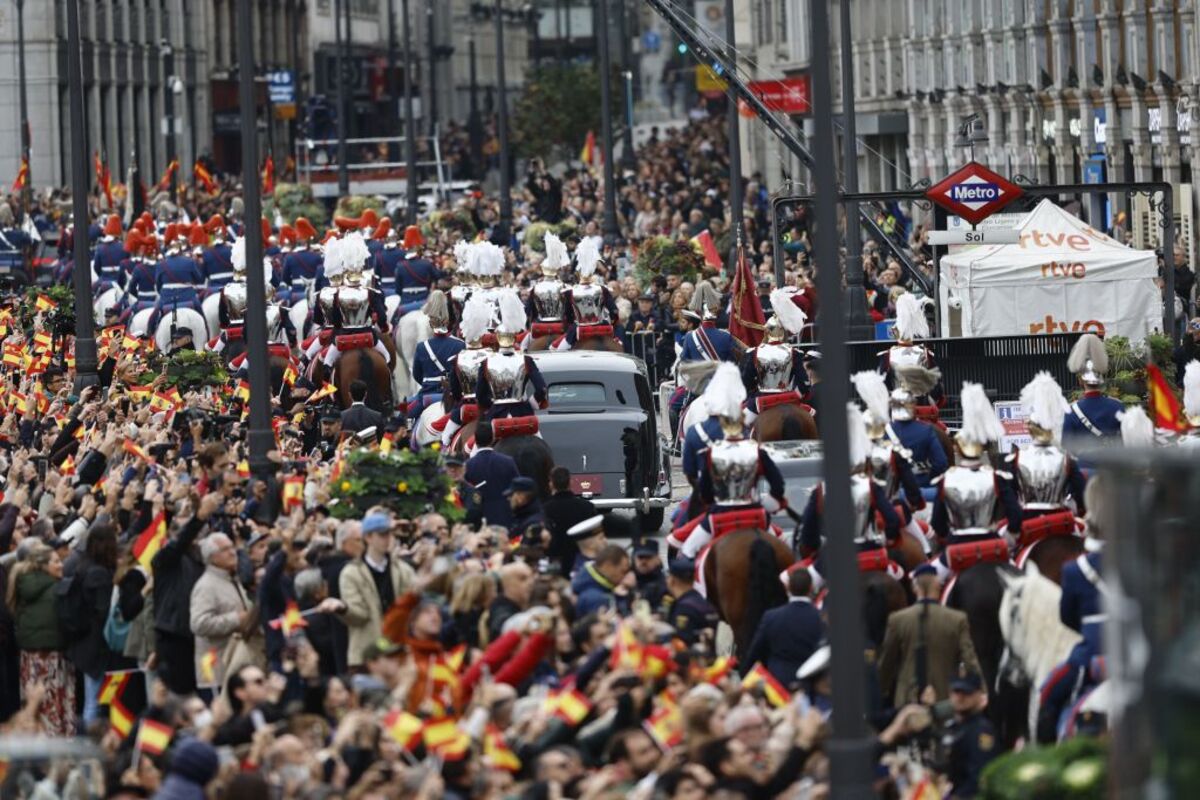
[505,475,546,546]
[408,291,465,421]
[564,514,610,578]
[941,668,998,798]
[664,557,719,646]
[463,422,521,529]
[1063,333,1123,442]
[630,539,668,612]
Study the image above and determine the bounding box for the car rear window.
[548,382,607,404]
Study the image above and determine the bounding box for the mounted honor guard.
[440,294,496,448]
[122,230,160,319]
[320,233,392,370]
[527,232,570,339]
[476,290,548,428]
[211,235,288,356]
[408,290,465,421]
[150,222,206,329]
[468,241,506,336]
[369,218,402,297]
[930,383,1023,579]
[1179,361,1200,449]
[669,363,787,561]
[1062,333,1123,442]
[556,237,619,349]
[228,303,298,380]
[282,217,323,304]
[878,292,943,415]
[302,238,345,365]
[92,214,128,295]
[1007,372,1087,547]
[396,225,443,315]
[886,364,950,500]
[449,240,477,326]
[669,282,739,429]
[201,214,236,294]
[797,402,905,587]
[742,288,811,426]
[852,369,928,543]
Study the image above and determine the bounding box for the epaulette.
[994,469,1013,480]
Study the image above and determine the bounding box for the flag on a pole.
[200,647,218,684]
[109,698,135,738]
[277,599,307,636]
[690,230,723,270]
[703,656,737,684]
[421,718,470,758]
[133,511,168,569]
[1147,363,1188,432]
[156,159,180,193]
[384,709,424,750]
[12,156,28,193]
[643,704,684,749]
[307,382,337,404]
[741,663,792,707]
[193,161,217,194]
[262,155,276,196]
[580,130,597,166]
[97,671,132,706]
[728,243,766,348]
[282,363,298,387]
[544,687,592,726]
[483,725,521,772]
[135,719,174,756]
[233,379,251,402]
[123,438,154,463]
[282,475,305,512]
[34,293,58,312]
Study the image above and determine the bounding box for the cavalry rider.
[281,217,323,305]
[741,288,810,426]
[150,222,206,330]
[0,202,32,278]
[556,237,620,350]
[227,304,299,381]
[211,235,292,356]
[878,292,944,410]
[201,214,236,295]
[476,289,548,423]
[885,364,949,501]
[1007,372,1087,545]
[527,232,570,339]
[369,218,401,297]
[408,290,465,422]
[321,233,392,371]
[449,240,477,325]
[1063,333,1123,442]
[440,293,496,448]
[1036,474,1109,743]
[669,363,788,561]
[669,281,739,430]
[92,214,128,295]
[122,230,160,321]
[929,383,1023,580]
[396,225,443,315]
[796,403,905,587]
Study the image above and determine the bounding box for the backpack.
[55,571,91,638]
[103,586,131,652]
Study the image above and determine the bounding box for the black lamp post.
[66,0,99,391]
[495,0,513,244]
[16,0,31,213]
[596,0,619,242]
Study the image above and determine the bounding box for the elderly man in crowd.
[189,533,254,697]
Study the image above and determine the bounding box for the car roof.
[530,351,645,376]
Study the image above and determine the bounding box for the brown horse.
[753,403,819,442]
[447,419,479,460]
[888,531,931,574]
[1019,535,1085,585]
[315,347,394,412]
[703,529,795,656]
[526,335,556,352]
[861,570,911,648]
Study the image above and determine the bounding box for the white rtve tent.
[938,199,1161,340]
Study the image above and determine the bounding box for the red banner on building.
[746,76,811,115]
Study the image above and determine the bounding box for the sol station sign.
[925,161,1023,226]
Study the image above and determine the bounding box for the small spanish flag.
[32,331,53,353]
[200,647,219,685]
[123,438,154,463]
[156,159,180,193]
[307,382,337,404]
[236,460,250,478]
[135,718,174,756]
[282,475,305,511]
[443,643,467,672]
[1,345,21,369]
[380,431,394,454]
[122,334,141,351]
[483,725,521,772]
[109,698,135,738]
[422,718,470,758]
[270,599,307,636]
[544,687,592,726]
[193,160,217,194]
[384,709,424,750]
[741,663,791,708]
[609,621,643,671]
[641,644,678,679]
[133,511,168,570]
[233,379,251,402]
[31,384,49,415]
[12,156,28,192]
[643,704,684,749]
[59,454,76,476]
[580,129,597,166]
[703,656,737,684]
[10,391,26,415]
[127,385,152,402]
[149,391,179,413]
[34,293,57,312]
[97,670,132,706]
[282,363,298,387]
[1147,362,1188,433]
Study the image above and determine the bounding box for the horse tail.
[860,574,890,648]
[357,348,379,411]
[781,410,806,441]
[742,534,787,646]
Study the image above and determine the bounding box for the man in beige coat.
[189,533,253,692]
[339,512,416,668]
[878,564,983,705]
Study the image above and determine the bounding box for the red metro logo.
[926,162,1024,226]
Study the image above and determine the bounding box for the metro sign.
[925,162,1023,225]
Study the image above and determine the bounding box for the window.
[547,382,607,404]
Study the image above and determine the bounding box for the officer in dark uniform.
[664,557,719,646]
[92,214,128,294]
[314,407,344,460]
[281,218,323,304]
[396,225,445,315]
[941,669,998,798]
[408,291,465,421]
[504,475,546,546]
[631,539,668,612]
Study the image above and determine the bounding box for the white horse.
[998,561,1107,741]
[153,307,209,353]
[289,296,310,341]
[413,400,447,448]
[201,293,222,341]
[128,308,155,338]
[94,286,125,323]
[392,306,432,401]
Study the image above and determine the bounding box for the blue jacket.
[464,447,520,529]
[800,480,901,553]
[681,416,725,484]
[126,261,158,305]
[887,419,948,487]
[1063,391,1123,441]
[679,323,737,363]
[0,226,31,268]
[155,254,205,304]
[412,333,466,393]
[571,562,628,617]
[282,249,323,292]
[743,598,826,686]
[92,239,128,284]
[372,247,404,296]
[668,588,720,645]
[396,255,441,300]
[202,244,235,289]
[1060,551,1104,663]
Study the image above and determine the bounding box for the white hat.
[566,514,605,539]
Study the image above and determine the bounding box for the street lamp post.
[334,0,350,195]
[236,0,274,479]
[16,0,31,214]
[66,0,98,391]
[162,40,178,199]
[387,0,398,161]
[468,37,483,179]
[809,0,875,795]
[724,0,743,243]
[427,0,438,135]
[495,0,513,244]
[617,0,636,170]
[596,0,620,242]
[402,0,419,224]
[840,0,869,336]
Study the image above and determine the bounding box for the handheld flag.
[544,687,592,726]
[741,663,792,708]
[97,670,132,706]
[193,160,217,194]
[728,243,766,347]
[483,725,521,772]
[690,229,723,270]
[109,698,135,738]
[580,130,597,166]
[156,159,180,192]
[1146,363,1188,432]
[133,511,168,569]
[34,293,58,312]
[384,709,424,750]
[94,151,114,209]
[262,155,276,196]
[135,719,174,756]
[703,656,737,684]
[271,599,307,636]
[643,704,684,749]
[200,647,219,684]
[422,718,470,758]
[307,382,337,404]
[282,475,305,512]
[12,156,28,193]
[123,438,155,463]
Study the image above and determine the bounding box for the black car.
[530,351,672,532]
[760,439,823,549]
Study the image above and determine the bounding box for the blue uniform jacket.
[372,248,404,296]
[571,562,629,617]
[202,244,235,289]
[1063,391,1124,440]
[412,333,466,392]
[668,588,720,645]
[887,419,948,488]
[681,416,725,484]
[743,598,826,686]
[92,240,129,286]
[396,255,441,301]
[282,249,324,295]
[1060,551,1104,663]
[464,447,520,529]
[126,261,158,307]
[679,323,737,363]
[154,254,205,306]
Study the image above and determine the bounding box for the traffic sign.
[267,70,295,105]
[925,161,1023,225]
[926,228,1020,245]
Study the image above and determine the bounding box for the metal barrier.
[627,330,664,387]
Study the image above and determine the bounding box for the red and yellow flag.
[262,155,276,196]
[34,293,58,312]
[307,382,337,404]
[97,670,132,706]
[133,511,168,570]
[643,703,684,749]
[156,159,180,193]
[200,647,219,684]
[59,455,76,477]
[123,438,154,463]
[12,156,28,193]
[233,379,251,402]
[282,475,305,512]
[690,229,723,270]
[483,725,521,772]
[109,698,135,738]
[1147,362,1188,433]
[282,363,298,387]
[274,599,307,636]
[544,687,592,726]
[703,655,737,684]
[32,331,53,353]
[741,663,792,708]
[94,151,114,209]
[580,130,597,166]
[422,718,470,759]
[193,160,217,194]
[384,709,424,750]
[135,719,174,756]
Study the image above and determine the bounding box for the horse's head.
[997,564,1032,689]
